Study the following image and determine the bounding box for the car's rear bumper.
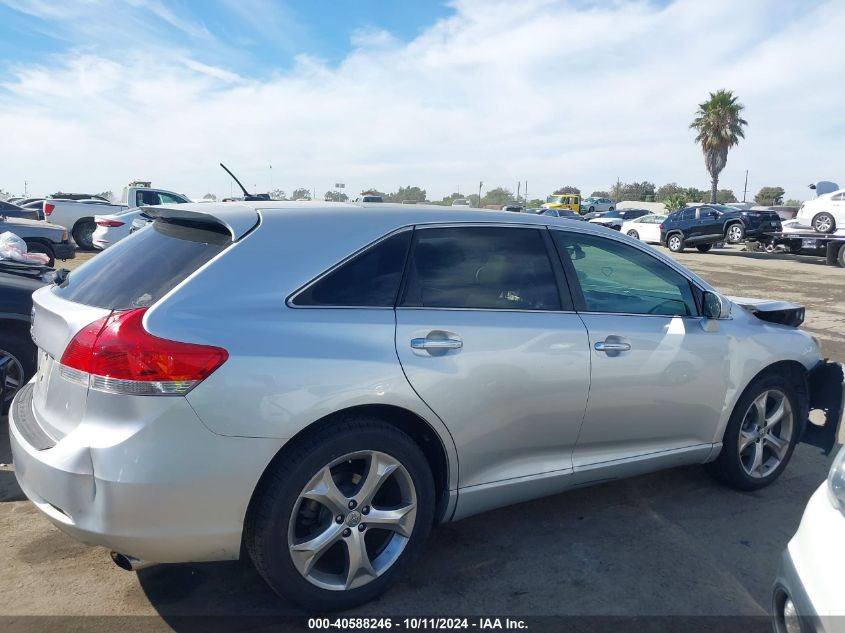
[9,380,282,563]
[52,241,76,260]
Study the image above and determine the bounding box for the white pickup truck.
[43,185,189,250]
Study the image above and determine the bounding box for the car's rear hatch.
[27,205,256,443]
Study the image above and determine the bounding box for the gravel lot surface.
[1,244,842,627]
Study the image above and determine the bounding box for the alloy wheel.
[814,215,832,233]
[728,225,744,243]
[0,349,24,406]
[288,450,417,591]
[737,389,793,479]
[668,235,681,251]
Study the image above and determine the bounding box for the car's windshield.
[602,210,622,218]
[546,195,564,203]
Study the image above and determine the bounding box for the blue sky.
[0,1,455,79]
[0,0,842,201]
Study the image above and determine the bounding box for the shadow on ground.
[131,445,832,628]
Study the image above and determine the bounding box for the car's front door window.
[552,231,697,316]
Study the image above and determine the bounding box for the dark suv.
[660,204,782,253]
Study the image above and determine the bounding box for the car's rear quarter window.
[54,221,230,309]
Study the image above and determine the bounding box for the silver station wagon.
[10,202,843,610]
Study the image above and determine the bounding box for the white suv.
[796,189,845,234]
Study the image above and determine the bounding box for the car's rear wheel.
[705,374,800,490]
[696,244,713,253]
[608,207,614,212]
[588,206,595,212]
[0,331,35,414]
[72,220,96,251]
[245,415,435,610]
[812,212,836,234]
[726,223,745,243]
[667,233,685,252]
[627,230,639,240]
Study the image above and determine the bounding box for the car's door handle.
[594,341,631,352]
[411,337,463,350]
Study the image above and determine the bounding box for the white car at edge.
[795,188,845,234]
[773,444,845,633]
[620,214,667,244]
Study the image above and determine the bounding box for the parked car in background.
[621,214,667,244]
[355,195,384,203]
[660,204,782,253]
[795,188,845,234]
[773,444,845,633]
[502,203,524,212]
[44,185,190,250]
[581,197,615,213]
[0,260,57,412]
[10,202,841,611]
[450,199,471,208]
[0,216,75,267]
[540,208,583,220]
[581,209,607,220]
[0,200,41,221]
[588,208,651,231]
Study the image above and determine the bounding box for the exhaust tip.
[110,551,155,571]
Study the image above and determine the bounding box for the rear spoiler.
[140,204,259,240]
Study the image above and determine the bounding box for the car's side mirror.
[702,291,731,319]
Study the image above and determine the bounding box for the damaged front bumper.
[804,361,844,453]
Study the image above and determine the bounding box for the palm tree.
[690,90,748,204]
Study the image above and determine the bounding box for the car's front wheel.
[666,233,685,252]
[245,415,435,610]
[705,373,801,491]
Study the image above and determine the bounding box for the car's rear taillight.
[59,308,228,395]
[44,203,55,216]
[96,219,124,227]
[659,223,664,229]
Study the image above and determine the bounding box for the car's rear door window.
[54,221,231,309]
[401,226,564,311]
[552,231,697,317]
[292,231,411,307]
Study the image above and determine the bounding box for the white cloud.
[0,0,843,201]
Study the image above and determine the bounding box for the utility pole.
[478,181,483,208]
[24,179,28,197]
[525,180,528,202]
[742,170,748,202]
[516,181,521,202]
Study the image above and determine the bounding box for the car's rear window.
[54,221,231,309]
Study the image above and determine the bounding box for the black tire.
[705,373,801,491]
[245,414,435,611]
[838,244,845,268]
[608,207,614,212]
[72,219,96,250]
[1,328,37,414]
[725,222,745,243]
[666,232,685,252]
[696,244,713,253]
[627,230,639,240]
[23,241,55,267]
[588,206,595,213]
[812,212,836,234]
